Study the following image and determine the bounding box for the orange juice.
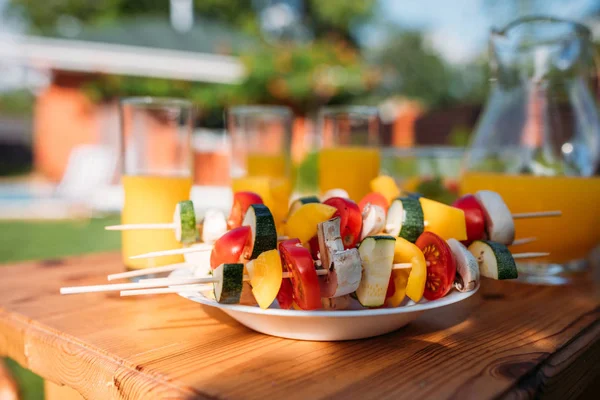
[247,153,287,178]
[460,173,600,263]
[122,175,192,269]
[318,147,380,201]
[233,153,292,232]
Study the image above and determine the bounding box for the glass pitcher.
[461,16,600,285]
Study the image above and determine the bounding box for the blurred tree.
[8,0,375,43]
[7,0,259,35]
[304,0,376,46]
[371,30,455,108]
[6,0,381,118]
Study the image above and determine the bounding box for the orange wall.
[34,84,97,182]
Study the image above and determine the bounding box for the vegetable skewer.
[106,200,201,244]
[62,262,416,295]
[453,191,561,245]
[121,285,208,296]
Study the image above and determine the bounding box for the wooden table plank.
[0,253,598,400]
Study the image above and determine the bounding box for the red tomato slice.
[415,232,456,300]
[227,191,264,229]
[279,239,321,310]
[323,197,362,249]
[276,239,299,309]
[358,192,389,214]
[453,194,486,245]
[209,226,251,270]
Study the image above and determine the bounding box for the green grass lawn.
[0,216,121,400]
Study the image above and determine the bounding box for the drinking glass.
[120,97,193,270]
[461,17,600,284]
[227,105,293,231]
[317,106,381,201]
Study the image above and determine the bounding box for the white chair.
[55,144,118,202]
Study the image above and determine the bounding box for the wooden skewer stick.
[105,223,176,231]
[107,263,190,281]
[129,244,213,260]
[130,236,290,260]
[476,252,549,264]
[511,237,536,246]
[512,211,561,219]
[60,279,210,295]
[121,285,208,297]
[512,252,549,259]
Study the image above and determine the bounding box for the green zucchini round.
[174,200,198,244]
[468,240,518,280]
[212,263,244,304]
[242,204,277,259]
[385,197,424,243]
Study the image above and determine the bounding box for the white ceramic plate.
[171,268,479,341]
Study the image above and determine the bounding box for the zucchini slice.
[173,200,198,244]
[385,197,424,242]
[242,204,277,260]
[356,235,396,307]
[212,263,244,304]
[287,196,320,221]
[468,240,518,280]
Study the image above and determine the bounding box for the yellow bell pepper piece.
[419,197,467,241]
[249,249,283,309]
[391,237,427,304]
[284,203,337,243]
[370,175,401,203]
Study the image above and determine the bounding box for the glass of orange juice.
[227,106,293,232]
[317,106,381,201]
[120,97,193,271]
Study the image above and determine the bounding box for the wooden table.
[1,253,599,400]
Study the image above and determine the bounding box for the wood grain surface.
[0,253,598,400]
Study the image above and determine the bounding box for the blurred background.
[0,0,599,398]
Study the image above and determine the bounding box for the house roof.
[0,17,252,84]
[66,16,255,55]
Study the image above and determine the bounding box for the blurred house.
[1,17,246,183]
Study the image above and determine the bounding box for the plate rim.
[172,269,479,318]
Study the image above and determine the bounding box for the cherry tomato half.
[209,226,251,269]
[279,239,321,310]
[415,231,456,301]
[453,194,486,245]
[358,192,389,214]
[323,197,362,249]
[227,191,264,229]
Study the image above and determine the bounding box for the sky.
[367,0,600,63]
